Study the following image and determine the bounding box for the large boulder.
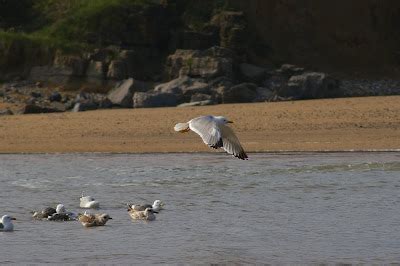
[154,76,210,102]
[72,91,111,112]
[20,102,66,114]
[284,72,341,99]
[222,83,258,103]
[133,91,178,108]
[239,63,268,84]
[107,78,149,108]
[165,46,234,80]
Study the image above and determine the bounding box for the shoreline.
[0,150,399,155]
[0,95,399,154]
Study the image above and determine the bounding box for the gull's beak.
[108,217,113,219]
[227,120,234,124]
[153,211,159,214]
[11,217,16,220]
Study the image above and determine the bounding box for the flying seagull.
[174,115,248,160]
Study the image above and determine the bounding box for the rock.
[263,74,288,93]
[0,109,13,115]
[54,53,88,77]
[21,103,65,114]
[133,91,178,108]
[285,72,341,99]
[31,91,42,98]
[276,64,305,77]
[255,87,274,102]
[177,100,214,107]
[211,11,247,53]
[98,98,113,109]
[107,78,149,108]
[222,83,258,103]
[239,63,268,84]
[72,102,98,112]
[107,60,127,80]
[181,80,209,99]
[154,76,210,102]
[191,93,213,102]
[30,65,73,85]
[49,92,62,102]
[207,76,235,104]
[86,61,106,86]
[73,91,110,111]
[154,76,190,94]
[165,46,234,80]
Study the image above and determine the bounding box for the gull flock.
[0,194,165,231]
[1,115,246,231]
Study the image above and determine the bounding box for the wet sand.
[0,96,399,153]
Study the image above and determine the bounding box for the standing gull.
[0,215,16,232]
[174,115,248,160]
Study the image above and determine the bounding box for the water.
[0,152,399,264]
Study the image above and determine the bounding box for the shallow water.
[0,152,399,264]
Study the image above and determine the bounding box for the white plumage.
[0,215,16,232]
[174,115,248,160]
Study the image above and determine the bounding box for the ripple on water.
[0,152,399,264]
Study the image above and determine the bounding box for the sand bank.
[0,96,399,153]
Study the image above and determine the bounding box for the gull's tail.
[174,122,190,132]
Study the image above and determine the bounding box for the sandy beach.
[0,96,399,153]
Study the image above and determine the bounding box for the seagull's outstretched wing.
[219,124,248,160]
[189,116,223,149]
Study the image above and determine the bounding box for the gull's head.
[56,204,66,214]
[214,116,233,124]
[100,214,112,221]
[1,215,16,224]
[153,200,164,209]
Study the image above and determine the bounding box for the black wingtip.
[210,138,223,149]
[235,151,248,160]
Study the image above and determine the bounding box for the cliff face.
[228,0,400,75]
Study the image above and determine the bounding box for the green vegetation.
[0,0,156,52]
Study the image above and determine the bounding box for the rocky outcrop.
[165,46,234,80]
[210,11,247,54]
